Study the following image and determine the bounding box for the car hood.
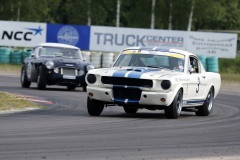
[88,67,183,80]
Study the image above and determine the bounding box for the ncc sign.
[0,20,238,58]
[0,21,46,47]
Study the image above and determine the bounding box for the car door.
[187,56,206,102]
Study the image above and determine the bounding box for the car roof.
[123,47,194,57]
[38,43,80,50]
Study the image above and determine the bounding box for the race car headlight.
[46,61,54,69]
[87,74,96,84]
[161,80,171,90]
[86,65,95,72]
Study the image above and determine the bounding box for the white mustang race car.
[86,47,221,119]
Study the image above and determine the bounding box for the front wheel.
[196,87,214,116]
[87,97,104,116]
[37,66,46,90]
[21,66,31,88]
[165,89,183,119]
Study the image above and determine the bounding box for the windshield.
[39,47,81,59]
[113,50,185,72]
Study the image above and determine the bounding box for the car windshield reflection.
[39,47,81,59]
[113,52,185,72]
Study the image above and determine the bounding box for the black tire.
[87,97,104,116]
[37,66,46,90]
[196,87,214,116]
[165,89,183,119]
[123,106,138,114]
[82,85,87,92]
[67,85,76,90]
[21,66,31,88]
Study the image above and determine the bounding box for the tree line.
[0,0,240,31]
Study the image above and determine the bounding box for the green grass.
[0,63,22,74]
[219,55,240,74]
[221,73,240,84]
[0,92,44,111]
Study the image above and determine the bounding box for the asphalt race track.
[0,74,240,160]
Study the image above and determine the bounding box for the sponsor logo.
[94,32,184,48]
[57,26,79,46]
[1,26,43,41]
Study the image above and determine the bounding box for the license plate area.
[113,88,141,100]
[63,75,76,80]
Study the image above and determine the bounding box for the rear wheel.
[165,89,183,119]
[37,66,46,90]
[196,87,214,116]
[123,106,138,114]
[21,66,31,88]
[87,97,104,116]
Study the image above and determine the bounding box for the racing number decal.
[196,77,200,94]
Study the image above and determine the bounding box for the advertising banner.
[186,32,237,58]
[46,24,90,50]
[90,26,187,52]
[0,20,46,47]
[90,26,237,58]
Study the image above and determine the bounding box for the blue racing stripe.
[114,98,139,104]
[114,98,125,104]
[112,70,129,77]
[128,68,160,79]
[186,99,205,104]
[155,48,170,52]
[139,47,154,50]
[127,99,139,104]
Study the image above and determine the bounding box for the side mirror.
[31,54,36,58]
[189,67,194,74]
[83,58,86,61]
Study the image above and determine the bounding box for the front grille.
[113,88,141,100]
[62,68,76,75]
[54,67,79,76]
[102,76,153,88]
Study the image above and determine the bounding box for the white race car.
[86,47,221,119]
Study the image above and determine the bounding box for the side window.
[189,57,199,73]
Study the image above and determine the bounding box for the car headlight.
[46,61,54,69]
[86,65,95,71]
[161,80,171,90]
[87,74,97,84]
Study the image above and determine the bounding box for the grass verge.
[221,73,240,84]
[0,63,22,74]
[0,92,45,111]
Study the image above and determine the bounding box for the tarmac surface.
[0,74,240,160]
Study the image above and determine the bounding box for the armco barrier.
[0,47,11,64]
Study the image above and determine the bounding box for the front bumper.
[87,86,174,106]
[46,70,86,86]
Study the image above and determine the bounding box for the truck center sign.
[90,26,237,58]
[0,20,237,58]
